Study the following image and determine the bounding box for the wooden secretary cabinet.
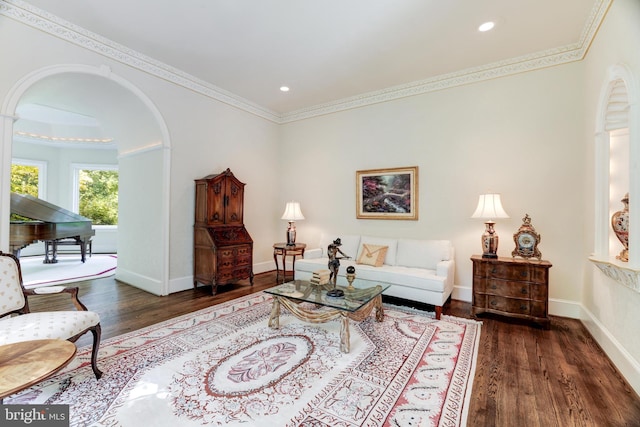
[471,255,552,329]
[194,169,253,295]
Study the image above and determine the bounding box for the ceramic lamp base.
[481,221,499,258]
[286,221,297,245]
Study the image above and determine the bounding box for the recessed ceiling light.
[478,21,495,32]
[280,86,290,92]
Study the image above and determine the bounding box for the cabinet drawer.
[531,301,547,318]
[529,267,548,284]
[487,296,530,315]
[218,255,251,266]
[530,283,548,301]
[475,263,530,281]
[217,269,236,283]
[218,266,253,282]
[218,245,251,259]
[476,279,530,298]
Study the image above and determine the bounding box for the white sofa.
[294,234,455,319]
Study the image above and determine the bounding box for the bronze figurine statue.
[327,238,351,297]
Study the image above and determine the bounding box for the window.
[10,159,46,198]
[72,164,119,225]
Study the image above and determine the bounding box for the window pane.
[10,164,39,196]
[10,164,40,221]
[79,169,119,225]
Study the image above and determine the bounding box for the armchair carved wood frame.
[0,252,102,379]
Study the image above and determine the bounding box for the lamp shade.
[471,194,509,219]
[281,201,305,221]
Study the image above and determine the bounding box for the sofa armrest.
[436,258,455,285]
[303,248,323,259]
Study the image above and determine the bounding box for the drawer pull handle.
[491,268,498,274]
[521,288,527,294]
[520,304,528,311]
[521,271,527,277]
[491,284,498,290]
[490,300,497,306]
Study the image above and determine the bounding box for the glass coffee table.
[264,278,390,353]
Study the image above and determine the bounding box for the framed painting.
[356,166,418,220]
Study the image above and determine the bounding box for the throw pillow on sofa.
[358,236,398,265]
[356,244,388,267]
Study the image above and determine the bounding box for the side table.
[0,339,77,402]
[273,243,306,283]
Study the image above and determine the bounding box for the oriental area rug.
[6,293,481,427]
[19,254,117,288]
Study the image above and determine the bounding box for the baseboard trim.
[452,285,471,303]
[169,261,274,294]
[580,305,640,396]
[548,298,582,319]
[115,269,162,296]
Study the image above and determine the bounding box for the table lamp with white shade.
[471,193,509,258]
[281,201,304,245]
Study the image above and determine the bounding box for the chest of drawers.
[471,255,552,329]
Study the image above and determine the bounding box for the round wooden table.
[0,339,77,401]
[273,242,306,283]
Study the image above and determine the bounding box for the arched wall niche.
[590,63,640,292]
[0,64,171,295]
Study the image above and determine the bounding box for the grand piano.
[10,192,95,263]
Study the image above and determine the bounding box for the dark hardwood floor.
[27,272,640,427]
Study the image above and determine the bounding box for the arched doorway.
[0,64,171,295]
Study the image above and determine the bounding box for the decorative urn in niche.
[611,193,629,262]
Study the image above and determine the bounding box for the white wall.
[155,83,281,292]
[280,63,587,309]
[582,0,640,394]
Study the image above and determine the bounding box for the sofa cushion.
[358,236,398,265]
[356,244,388,267]
[396,239,450,270]
[0,311,101,345]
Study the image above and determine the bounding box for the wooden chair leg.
[90,324,103,379]
[435,305,443,320]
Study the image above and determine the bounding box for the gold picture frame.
[356,166,418,220]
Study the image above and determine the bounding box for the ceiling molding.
[281,0,612,123]
[2,0,612,125]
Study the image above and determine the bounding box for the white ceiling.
[19,0,603,116]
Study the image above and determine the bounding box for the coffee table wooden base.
[268,295,384,353]
[0,339,77,401]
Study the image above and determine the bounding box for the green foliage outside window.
[10,164,39,197]
[10,164,39,221]
[79,170,118,225]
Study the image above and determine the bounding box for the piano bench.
[54,239,92,255]
[45,238,93,263]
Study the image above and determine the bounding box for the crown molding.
[281,0,612,123]
[1,0,611,125]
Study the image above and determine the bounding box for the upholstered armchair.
[0,252,102,379]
